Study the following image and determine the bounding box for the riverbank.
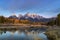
[0,24,60,40]
[0,24,41,26]
[0,24,48,28]
[45,28,60,40]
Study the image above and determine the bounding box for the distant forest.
[0,16,45,25]
[0,13,60,26]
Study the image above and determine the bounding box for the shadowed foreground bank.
[45,29,60,40]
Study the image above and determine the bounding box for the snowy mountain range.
[8,13,56,22]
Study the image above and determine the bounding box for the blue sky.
[0,0,60,18]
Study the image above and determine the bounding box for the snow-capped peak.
[24,13,42,19]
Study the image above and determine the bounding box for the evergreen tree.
[0,16,5,23]
[57,13,60,26]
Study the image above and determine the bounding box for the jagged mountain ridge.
[8,13,56,22]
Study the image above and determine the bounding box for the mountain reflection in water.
[0,30,48,40]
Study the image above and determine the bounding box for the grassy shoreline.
[45,28,60,40]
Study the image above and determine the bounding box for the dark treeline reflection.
[0,29,45,35]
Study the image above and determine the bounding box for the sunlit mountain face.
[8,13,56,22]
[9,13,44,19]
[24,13,44,19]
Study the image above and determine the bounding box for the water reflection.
[0,30,48,40]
